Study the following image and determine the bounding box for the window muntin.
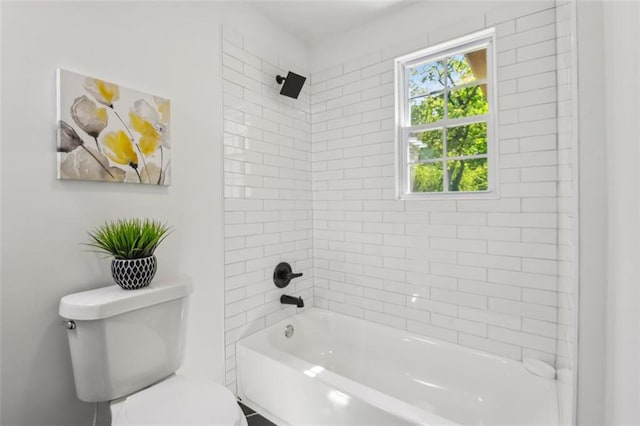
[396,31,496,198]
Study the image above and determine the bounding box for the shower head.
[276,71,306,99]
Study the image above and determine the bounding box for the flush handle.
[61,320,76,330]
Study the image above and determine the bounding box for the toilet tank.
[59,276,193,402]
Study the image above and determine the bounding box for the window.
[395,29,496,199]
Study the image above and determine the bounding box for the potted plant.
[87,218,171,290]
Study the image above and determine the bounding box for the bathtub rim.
[238,307,549,373]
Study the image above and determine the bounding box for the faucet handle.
[273,262,303,288]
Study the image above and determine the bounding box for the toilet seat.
[110,374,247,426]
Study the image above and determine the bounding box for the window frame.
[394,29,498,200]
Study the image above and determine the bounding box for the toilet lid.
[110,375,244,426]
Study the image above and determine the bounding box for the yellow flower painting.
[56,69,171,185]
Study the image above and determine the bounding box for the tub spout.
[281,294,304,308]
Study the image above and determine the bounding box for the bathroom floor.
[239,401,277,426]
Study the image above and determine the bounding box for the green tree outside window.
[407,49,490,193]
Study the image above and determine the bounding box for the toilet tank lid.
[59,276,193,320]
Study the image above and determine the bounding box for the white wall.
[601,1,640,423]
[0,2,305,425]
[576,1,640,425]
[221,27,311,393]
[309,1,563,363]
[575,2,606,424]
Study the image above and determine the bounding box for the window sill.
[398,190,499,201]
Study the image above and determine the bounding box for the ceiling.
[246,0,414,45]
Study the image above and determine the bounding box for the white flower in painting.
[131,99,170,148]
[84,78,120,107]
[154,96,170,124]
[71,96,108,138]
[60,145,126,182]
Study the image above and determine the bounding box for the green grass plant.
[87,218,171,260]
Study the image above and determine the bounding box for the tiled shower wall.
[221,27,312,392]
[311,3,562,364]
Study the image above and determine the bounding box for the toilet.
[59,276,247,426]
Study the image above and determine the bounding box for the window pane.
[408,129,443,161]
[411,94,445,125]
[447,84,488,119]
[411,163,444,193]
[446,122,487,157]
[408,60,445,97]
[447,158,488,192]
[447,48,486,86]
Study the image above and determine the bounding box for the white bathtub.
[237,308,558,425]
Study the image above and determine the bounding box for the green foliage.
[412,163,443,192]
[447,159,488,192]
[87,218,171,259]
[408,54,489,193]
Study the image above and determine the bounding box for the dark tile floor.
[239,401,277,426]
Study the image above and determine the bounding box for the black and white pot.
[111,255,157,290]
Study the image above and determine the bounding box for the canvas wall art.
[56,69,171,185]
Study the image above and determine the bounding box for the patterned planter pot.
[111,255,157,290]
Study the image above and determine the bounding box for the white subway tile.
[516,8,556,32]
[499,118,557,140]
[486,2,554,26]
[383,302,428,322]
[384,279,430,297]
[518,71,556,92]
[457,198,521,212]
[363,309,406,329]
[407,320,458,343]
[489,298,557,322]
[523,258,558,275]
[430,237,487,253]
[459,333,522,359]
[488,241,557,260]
[523,288,558,306]
[521,166,558,182]
[344,51,383,73]
[409,296,458,317]
[431,262,487,281]
[522,228,558,244]
[488,326,556,353]
[431,288,488,309]
[500,87,556,110]
[362,60,393,78]
[522,197,558,213]
[329,301,364,319]
[431,313,487,337]
[458,279,522,301]
[517,39,556,62]
[226,293,265,318]
[430,212,487,226]
[312,64,344,85]
[489,269,557,291]
[459,306,522,330]
[346,295,384,312]
[497,24,556,53]
[488,213,556,228]
[458,252,522,271]
[458,226,520,242]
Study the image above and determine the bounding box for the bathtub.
[236,308,558,425]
